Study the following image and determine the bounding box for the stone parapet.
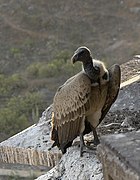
[98,131,140,180]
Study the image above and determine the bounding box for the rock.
[121,117,131,127]
[130,7,140,13]
[98,130,140,180]
[111,78,140,112]
[0,106,53,151]
[36,147,103,180]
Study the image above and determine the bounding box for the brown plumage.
[51,47,121,156]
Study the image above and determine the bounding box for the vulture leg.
[92,127,100,145]
[60,141,73,154]
[86,126,100,146]
[79,132,85,157]
[48,141,57,150]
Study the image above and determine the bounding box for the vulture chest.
[86,84,108,128]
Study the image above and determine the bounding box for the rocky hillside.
[0,0,140,74]
[0,59,139,179]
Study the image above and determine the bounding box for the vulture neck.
[83,57,99,83]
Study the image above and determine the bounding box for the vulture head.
[71,46,92,64]
[71,46,104,85]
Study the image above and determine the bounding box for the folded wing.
[99,64,121,123]
[51,72,91,150]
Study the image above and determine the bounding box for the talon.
[86,139,100,146]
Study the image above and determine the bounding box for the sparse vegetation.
[0,73,27,97]
[26,58,80,78]
[0,92,44,140]
[0,51,81,142]
[10,47,22,58]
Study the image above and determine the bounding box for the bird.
[50,46,121,156]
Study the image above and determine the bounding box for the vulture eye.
[102,72,108,80]
[79,50,85,56]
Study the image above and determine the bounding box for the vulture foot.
[86,138,100,147]
[91,126,100,145]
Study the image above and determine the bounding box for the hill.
[0,0,140,74]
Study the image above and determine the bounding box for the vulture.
[51,46,121,156]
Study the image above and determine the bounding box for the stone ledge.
[97,130,140,180]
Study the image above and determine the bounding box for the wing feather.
[99,64,121,123]
[51,72,91,146]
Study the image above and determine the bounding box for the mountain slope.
[0,0,140,74]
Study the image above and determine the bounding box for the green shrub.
[0,73,27,96]
[7,92,43,120]
[26,62,42,78]
[0,108,29,139]
[0,92,44,141]
[26,57,81,79]
[55,50,71,62]
[62,60,81,76]
[10,74,28,89]
[38,63,58,77]
[10,47,22,58]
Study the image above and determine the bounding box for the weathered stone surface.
[36,146,103,180]
[98,77,140,136]
[0,107,53,151]
[0,146,59,167]
[0,145,62,179]
[111,80,140,112]
[98,130,140,180]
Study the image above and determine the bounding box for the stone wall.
[98,131,140,180]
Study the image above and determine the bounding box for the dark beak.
[71,53,79,64]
